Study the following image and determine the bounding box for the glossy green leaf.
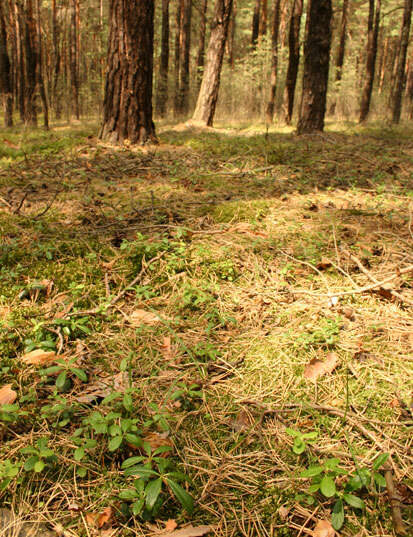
[374,473,387,488]
[34,460,45,473]
[119,489,138,500]
[124,466,158,478]
[166,479,194,512]
[343,494,365,509]
[320,475,336,497]
[56,371,67,389]
[332,499,344,530]
[108,435,123,452]
[74,447,85,461]
[121,456,146,469]
[145,478,162,511]
[300,466,323,478]
[372,453,389,471]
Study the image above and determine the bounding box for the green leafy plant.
[84,412,142,452]
[41,357,88,391]
[286,428,318,454]
[120,442,193,518]
[20,438,57,473]
[0,459,22,491]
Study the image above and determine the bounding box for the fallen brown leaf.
[85,507,114,529]
[316,257,332,270]
[312,520,335,537]
[304,353,339,382]
[129,309,163,327]
[160,336,178,361]
[0,384,17,405]
[278,506,289,521]
[230,410,252,433]
[143,431,173,456]
[164,520,178,532]
[75,371,128,403]
[21,349,58,365]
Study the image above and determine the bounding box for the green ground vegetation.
[0,121,412,536]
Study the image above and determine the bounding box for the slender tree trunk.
[178,0,191,115]
[259,0,267,38]
[0,0,13,126]
[192,0,232,126]
[100,0,156,144]
[265,0,281,122]
[226,0,236,67]
[406,49,413,119]
[359,0,381,123]
[69,0,79,119]
[390,0,412,123]
[36,0,48,128]
[24,0,37,125]
[297,0,332,134]
[329,0,348,115]
[156,0,169,117]
[196,0,208,86]
[378,34,388,94]
[173,0,181,114]
[52,0,61,118]
[251,0,260,48]
[283,0,303,124]
[279,0,288,49]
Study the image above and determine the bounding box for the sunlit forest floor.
[0,121,412,537]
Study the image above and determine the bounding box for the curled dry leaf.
[143,431,174,456]
[278,506,289,521]
[160,336,178,362]
[129,309,163,327]
[312,520,335,537]
[75,371,128,403]
[230,409,252,433]
[304,353,339,382]
[21,349,57,365]
[85,506,114,529]
[0,384,17,405]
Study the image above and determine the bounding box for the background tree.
[297,0,332,134]
[266,0,281,122]
[156,0,169,117]
[192,0,233,126]
[100,0,156,144]
[283,0,303,125]
[0,0,13,126]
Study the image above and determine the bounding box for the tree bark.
[329,0,348,115]
[13,0,25,121]
[69,0,79,119]
[100,0,157,144]
[52,0,61,118]
[259,0,267,38]
[251,0,260,48]
[173,0,181,114]
[378,34,388,94]
[192,0,232,126]
[0,0,13,126]
[24,0,37,125]
[282,0,303,124]
[226,0,235,66]
[406,49,413,119]
[156,0,169,117]
[196,0,208,86]
[390,0,412,123]
[359,0,381,123]
[178,0,191,115]
[36,0,48,128]
[265,0,281,122]
[297,0,332,134]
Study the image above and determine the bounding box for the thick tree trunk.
[226,0,236,66]
[69,0,79,119]
[192,0,232,126]
[24,0,37,125]
[329,0,348,115]
[178,0,191,115]
[390,0,412,123]
[265,0,281,122]
[156,0,169,117]
[0,0,13,126]
[196,0,208,86]
[251,0,260,48]
[359,0,381,123]
[282,0,303,124]
[100,0,156,144]
[297,0,332,134]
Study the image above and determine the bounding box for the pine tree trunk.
[24,0,37,125]
[178,0,191,115]
[36,0,48,128]
[251,0,260,48]
[14,1,26,121]
[196,0,208,86]
[156,0,169,117]
[406,50,413,119]
[378,34,388,94]
[282,0,303,124]
[69,0,79,119]
[265,0,281,122]
[0,0,13,126]
[259,0,267,38]
[192,0,232,126]
[359,0,381,123]
[52,0,61,119]
[100,0,157,145]
[329,0,348,115]
[297,0,332,134]
[173,0,182,115]
[390,0,412,123]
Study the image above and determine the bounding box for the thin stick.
[384,464,407,535]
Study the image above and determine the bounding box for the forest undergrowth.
[0,121,412,537]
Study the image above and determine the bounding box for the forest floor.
[0,121,412,537]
